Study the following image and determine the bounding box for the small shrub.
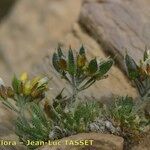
[108,97,146,139]
[52,45,113,104]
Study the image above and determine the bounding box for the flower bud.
[77,54,87,68]
[0,85,7,100]
[20,72,28,82]
[7,87,14,98]
[23,81,31,95]
[58,59,67,70]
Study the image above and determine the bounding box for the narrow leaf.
[52,53,61,73]
[97,58,113,77]
[144,50,148,61]
[12,75,21,94]
[79,45,85,55]
[68,49,76,75]
[57,46,64,58]
[88,58,98,74]
[125,54,139,79]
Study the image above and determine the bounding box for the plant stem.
[71,75,78,105]
[2,100,19,113]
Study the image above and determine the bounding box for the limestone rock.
[0,0,81,82]
[79,0,150,71]
[0,0,16,22]
[38,133,124,150]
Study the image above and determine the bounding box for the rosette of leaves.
[0,73,49,113]
[125,50,150,98]
[44,98,102,140]
[107,96,146,146]
[52,45,113,103]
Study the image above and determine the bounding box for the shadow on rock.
[0,0,17,22]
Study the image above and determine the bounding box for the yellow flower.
[20,72,28,82]
[23,81,31,95]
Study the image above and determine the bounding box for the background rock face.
[0,0,81,82]
[0,0,16,22]
[39,133,124,150]
[79,0,150,71]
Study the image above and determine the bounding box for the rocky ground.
[0,0,149,150]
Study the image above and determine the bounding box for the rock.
[132,131,150,150]
[38,133,124,150]
[0,0,16,22]
[0,0,82,82]
[79,0,150,72]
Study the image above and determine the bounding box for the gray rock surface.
[79,0,150,71]
[0,0,81,82]
[0,0,16,22]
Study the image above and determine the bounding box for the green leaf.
[52,53,61,73]
[30,103,49,128]
[144,50,148,61]
[125,54,139,79]
[79,45,85,55]
[88,58,98,74]
[68,49,76,75]
[57,46,64,58]
[12,75,21,94]
[97,58,113,77]
[15,103,51,148]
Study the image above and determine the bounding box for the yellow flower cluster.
[0,73,49,101]
[19,73,49,98]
